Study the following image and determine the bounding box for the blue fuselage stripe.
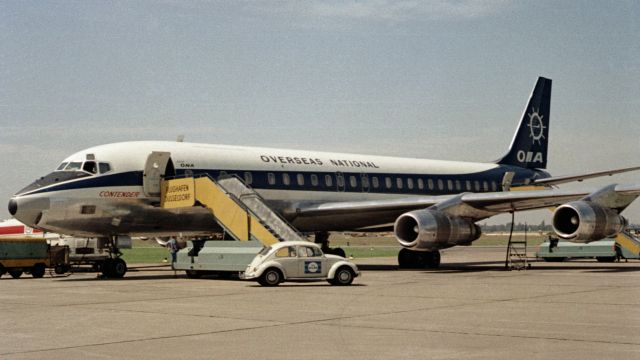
[20,166,541,196]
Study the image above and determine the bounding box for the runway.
[1,247,639,359]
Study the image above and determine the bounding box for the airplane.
[8,77,640,276]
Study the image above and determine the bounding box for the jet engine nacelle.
[394,209,481,250]
[552,201,627,243]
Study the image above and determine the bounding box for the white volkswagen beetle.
[242,241,360,286]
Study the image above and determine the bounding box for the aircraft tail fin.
[496,77,552,169]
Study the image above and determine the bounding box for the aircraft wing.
[294,184,640,221]
[533,166,640,186]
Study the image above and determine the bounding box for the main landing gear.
[314,232,346,258]
[98,236,128,279]
[398,248,441,269]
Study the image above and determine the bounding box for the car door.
[297,246,327,278]
[275,246,300,278]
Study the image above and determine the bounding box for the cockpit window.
[99,162,111,174]
[65,162,82,171]
[56,162,69,171]
[82,161,97,174]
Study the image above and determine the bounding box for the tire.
[425,251,441,269]
[330,266,354,286]
[101,259,114,277]
[185,270,202,279]
[258,268,282,286]
[398,248,418,269]
[31,263,46,278]
[9,269,23,279]
[332,247,346,258]
[111,258,127,278]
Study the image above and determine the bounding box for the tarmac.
[0,246,639,359]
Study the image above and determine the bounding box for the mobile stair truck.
[0,237,69,278]
[536,230,640,262]
[160,175,307,278]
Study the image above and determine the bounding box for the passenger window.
[56,162,69,171]
[418,179,424,190]
[268,173,276,185]
[325,175,333,187]
[372,177,379,189]
[447,180,453,191]
[396,178,403,189]
[491,181,498,191]
[283,173,290,186]
[288,246,297,257]
[301,247,316,257]
[474,181,480,191]
[297,173,304,186]
[362,176,369,189]
[349,176,357,188]
[466,180,471,191]
[483,181,489,191]
[312,247,322,256]
[311,174,318,186]
[99,162,111,174]
[455,180,461,191]
[407,178,414,190]
[437,179,444,190]
[385,177,392,189]
[337,175,345,188]
[428,179,434,190]
[244,172,253,185]
[276,248,289,257]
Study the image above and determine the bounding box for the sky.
[1,0,639,225]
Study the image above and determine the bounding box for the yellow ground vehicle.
[0,237,69,278]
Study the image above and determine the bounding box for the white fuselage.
[10,141,543,237]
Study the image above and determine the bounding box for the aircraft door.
[143,151,173,197]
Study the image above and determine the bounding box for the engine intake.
[394,209,481,250]
[552,201,627,243]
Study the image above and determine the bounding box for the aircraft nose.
[8,195,50,228]
[8,198,17,216]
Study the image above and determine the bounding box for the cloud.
[250,0,511,23]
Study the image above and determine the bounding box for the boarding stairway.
[160,175,306,246]
[615,230,640,258]
[506,236,529,270]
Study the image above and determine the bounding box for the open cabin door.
[143,151,174,197]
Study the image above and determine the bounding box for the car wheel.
[258,268,282,286]
[331,266,354,286]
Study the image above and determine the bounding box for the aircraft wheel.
[398,248,419,269]
[111,258,127,278]
[9,269,23,279]
[101,259,114,277]
[425,251,441,269]
[330,266,354,286]
[258,268,282,286]
[31,263,46,278]
[332,247,346,258]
